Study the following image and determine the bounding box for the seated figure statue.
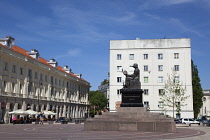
[123,63,141,89]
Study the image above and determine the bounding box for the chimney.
[63,65,72,73]
[27,49,40,59]
[47,58,58,67]
[75,74,82,78]
[0,36,15,48]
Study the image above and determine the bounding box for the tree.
[160,70,189,118]
[89,91,108,116]
[192,60,203,118]
[101,79,109,85]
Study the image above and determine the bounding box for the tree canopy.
[89,91,108,110]
[160,70,189,118]
[192,60,203,118]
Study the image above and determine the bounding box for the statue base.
[120,89,144,107]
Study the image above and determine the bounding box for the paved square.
[0,124,208,140]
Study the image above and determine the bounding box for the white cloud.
[168,18,204,37]
[67,49,81,57]
[55,48,81,60]
[138,0,195,10]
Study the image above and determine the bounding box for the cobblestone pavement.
[0,124,209,140]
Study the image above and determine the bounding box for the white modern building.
[0,36,90,123]
[109,38,194,118]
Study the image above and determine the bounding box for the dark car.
[57,117,69,124]
[174,119,182,124]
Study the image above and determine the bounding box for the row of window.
[117,65,180,72]
[117,88,180,96]
[117,53,179,60]
[143,101,180,108]
[117,76,180,83]
[3,62,83,89]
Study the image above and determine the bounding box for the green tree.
[101,79,109,85]
[192,60,203,118]
[160,70,189,118]
[89,91,108,116]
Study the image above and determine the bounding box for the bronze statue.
[123,63,141,89]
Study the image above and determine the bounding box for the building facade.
[109,38,194,118]
[0,36,90,123]
[98,79,109,108]
[199,89,210,118]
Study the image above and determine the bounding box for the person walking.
[12,116,17,125]
[39,112,44,125]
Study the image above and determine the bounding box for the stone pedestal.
[84,107,176,133]
[120,89,144,107]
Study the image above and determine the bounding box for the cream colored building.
[199,89,210,118]
[109,38,194,118]
[0,36,90,123]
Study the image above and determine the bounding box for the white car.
[181,118,200,125]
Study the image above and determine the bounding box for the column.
[62,104,66,117]
[4,102,10,124]
[55,105,59,119]
[14,103,18,110]
[67,106,70,118]
[59,106,62,118]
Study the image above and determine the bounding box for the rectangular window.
[45,75,48,82]
[144,65,148,71]
[40,74,43,81]
[35,72,38,79]
[117,66,122,72]
[158,53,163,59]
[174,65,179,71]
[158,76,163,83]
[174,53,179,59]
[143,54,148,59]
[144,101,149,107]
[55,78,57,85]
[28,69,32,77]
[20,68,23,75]
[51,76,54,84]
[158,101,164,108]
[174,76,179,83]
[175,102,180,107]
[117,54,122,60]
[158,65,163,71]
[175,89,180,95]
[144,77,149,83]
[129,54,134,60]
[117,89,121,94]
[4,62,8,71]
[144,89,149,95]
[159,89,165,95]
[12,65,16,73]
[117,77,122,83]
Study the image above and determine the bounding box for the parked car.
[174,119,182,124]
[181,118,200,125]
[57,117,69,124]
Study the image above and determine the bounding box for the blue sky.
[0,0,209,90]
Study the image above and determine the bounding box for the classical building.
[199,89,210,118]
[109,38,194,118]
[0,36,90,123]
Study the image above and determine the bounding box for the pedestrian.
[12,116,17,125]
[39,112,44,125]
